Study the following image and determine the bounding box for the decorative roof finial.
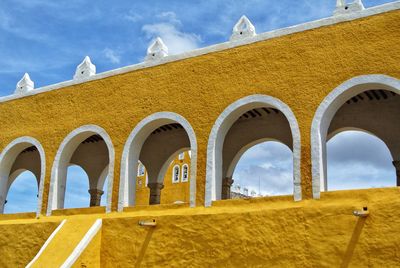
[145,37,168,61]
[73,56,96,80]
[334,0,364,16]
[15,73,34,94]
[230,15,256,41]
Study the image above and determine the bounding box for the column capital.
[147,182,164,190]
[392,160,400,169]
[222,177,234,187]
[88,189,104,207]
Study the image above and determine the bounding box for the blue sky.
[1,0,397,212]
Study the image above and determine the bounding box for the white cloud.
[124,11,143,23]
[103,48,121,64]
[141,11,201,55]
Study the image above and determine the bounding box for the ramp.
[27,218,101,268]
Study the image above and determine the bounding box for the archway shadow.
[340,217,367,268]
[135,227,155,268]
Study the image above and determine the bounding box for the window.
[178,152,184,160]
[181,164,189,182]
[172,165,180,183]
[137,162,145,176]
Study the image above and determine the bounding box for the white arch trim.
[119,112,198,211]
[205,94,302,206]
[0,136,46,216]
[47,125,115,215]
[311,74,400,199]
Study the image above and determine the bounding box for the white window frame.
[137,162,145,177]
[181,164,189,182]
[178,152,184,160]
[172,165,180,183]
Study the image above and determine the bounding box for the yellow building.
[0,2,399,267]
[135,151,191,205]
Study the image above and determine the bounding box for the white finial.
[336,0,345,7]
[145,37,168,61]
[230,15,256,41]
[73,56,96,80]
[334,0,364,16]
[15,73,34,94]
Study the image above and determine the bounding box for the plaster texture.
[0,6,397,214]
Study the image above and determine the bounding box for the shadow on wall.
[341,217,367,268]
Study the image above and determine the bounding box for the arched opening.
[64,165,90,208]
[0,137,45,215]
[231,141,293,198]
[4,171,38,214]
[119,112,197,211]
[312,75,400,198]
[205,95,301,206]
[327,130,395,190]
[134,150,192,205]
[48,125,114,215]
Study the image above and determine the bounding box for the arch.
[326,130,395,191]
[96,164,109,190]
[119,112,198,211]
[311,74,400,198]
[225,138,291,180]
[326,127,380,142]
[5,170,38,213]
[205,94,302,206]
[0,136,45,216]
[64,164,90,209]
[47,125,115,215]
[172,165,180,183]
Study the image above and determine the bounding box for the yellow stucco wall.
[136,151,191,205]
[100,188,400,267]
[0,9,398,214]
[0,220,59,267]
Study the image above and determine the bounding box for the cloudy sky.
[1,0,396,213]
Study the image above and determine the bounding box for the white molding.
[1,1,399,102]
[311,74,400,199]
[118,112,198,211]
[0,136,46,216]
[47,125,115,215]
[205,94,302,207]
[26,219,67,268]
[61,219,102,268]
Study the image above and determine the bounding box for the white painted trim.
[311,74,400,199]
[205,94,302,207]
[61,219,102,268]
[0,136,46,216]
[172,165,180,184]
[119,112,197,211]
[26,219,67,268]
[1,2,399,102]
[47,125,115,215]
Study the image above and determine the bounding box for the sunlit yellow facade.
[135,151,191,205]
[0,5,399,267]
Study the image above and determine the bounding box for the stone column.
[88,189,104,207]
[148,182,164,205]
[393,161,400,186]
[221,177,234,200]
